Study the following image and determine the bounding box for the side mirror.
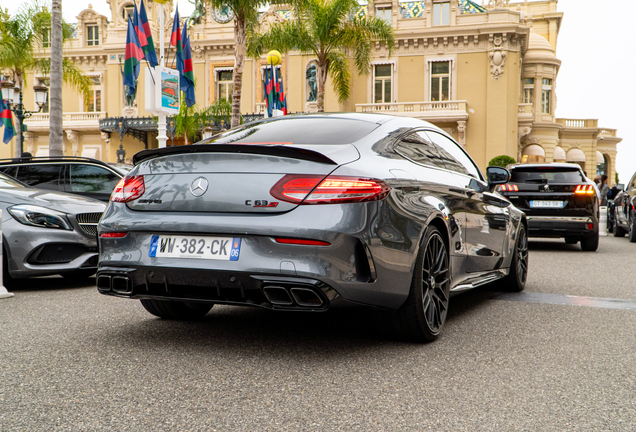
[486,166,511,190]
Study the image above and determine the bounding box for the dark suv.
[611,171,636,241]
[497,163,599,251]
[0,157,131,202]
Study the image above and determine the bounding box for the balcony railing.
[555,118,599,128]
[355,101,469,121]
[25,111,107,126]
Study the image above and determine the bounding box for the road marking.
[493,292,636,311]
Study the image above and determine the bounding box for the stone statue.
[306,64,317,102]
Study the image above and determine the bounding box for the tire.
[392,227,451,343]
[2,243,17,290]
[140,299,213,320]
[629,216,636,243]
[564,237,578,244]
[580,234,599,251]
[613,212,626,237]
[497,224,528,292]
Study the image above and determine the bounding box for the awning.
[596,151,604,164]
[553,146,566,161]
[523,144,545,157]
[566,148,586,162]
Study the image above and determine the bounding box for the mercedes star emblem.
[190,177,209,197]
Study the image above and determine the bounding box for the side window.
[629,174,636,190]
[16,164,63,190]
[69,165,120,193]
[394,132,446,170]
[0,166,18,178]
[425,131,482,179]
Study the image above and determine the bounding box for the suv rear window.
[510,167,585,184]
[202,118,379,145]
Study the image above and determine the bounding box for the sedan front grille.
[76,212,103,236]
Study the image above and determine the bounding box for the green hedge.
[488,155,516,168]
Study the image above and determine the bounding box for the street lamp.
[1,76,49,157]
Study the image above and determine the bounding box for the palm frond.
[327,50,351,104]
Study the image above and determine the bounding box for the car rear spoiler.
[133,144,340,166]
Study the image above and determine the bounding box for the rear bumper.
[526,215,597,238]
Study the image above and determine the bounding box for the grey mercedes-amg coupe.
[97,113,528,342]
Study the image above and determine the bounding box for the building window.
[374,65,392,103]
[430,61,451,102]
[375,7,391,24]
[523,78,534,104]
[433,1,450,26]
[542,78,552,114]
[42,28,51,48]
[87,77,101,112]
[217,70,233,102]
[122,6,134,20]
[37,78,50,113]
[87,25,99,46]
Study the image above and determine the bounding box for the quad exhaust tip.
[97,274,132,294]
[263,285,324,307]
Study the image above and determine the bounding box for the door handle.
[463,186,476,197]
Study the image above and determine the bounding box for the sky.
[1,0,633,183]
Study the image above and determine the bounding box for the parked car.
[611,173,636,241]
[97,113,528,342]
[0,173,106,287]
[0,157,131,202]
[497,163,599,251]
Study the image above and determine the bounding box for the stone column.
[23,132,35,155]
[101,132,111,162]
[65,130,79,156]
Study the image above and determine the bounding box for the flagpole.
[157,3,167,148]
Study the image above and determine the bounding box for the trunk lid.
[126,144,360,213]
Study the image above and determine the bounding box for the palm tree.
[0,1,91,157]
[249,0,395,112]
[205,0,269,128]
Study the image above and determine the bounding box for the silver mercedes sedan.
[0,174,106,287]
[97,113,528,342]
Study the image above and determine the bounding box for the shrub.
[488,155,516,168]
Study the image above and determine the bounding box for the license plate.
[530,200,565,208]
[148,235,241,260]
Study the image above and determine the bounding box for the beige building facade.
[3,0,621,182]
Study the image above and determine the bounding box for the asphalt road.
[1,235,635,431]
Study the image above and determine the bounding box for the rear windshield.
[200,117,379,145]
[511,167,585,184]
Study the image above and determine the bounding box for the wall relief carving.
[488,35,507,81]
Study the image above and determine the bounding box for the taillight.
[111,175,145,203]
[574,184,595,195]
[499,184,518,192]
[270,175,390,204]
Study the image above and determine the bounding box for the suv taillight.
[270,175,390,204]
[499,184,518,192]
[574,184,595,195]
[111,175,145,203]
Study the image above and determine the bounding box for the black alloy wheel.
[496,224,528,292]
[629,213,636,243]
[393,227,450,342]
[613,210,626,237]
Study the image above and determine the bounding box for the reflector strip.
[100,232,127,238]
[274,238,331,246]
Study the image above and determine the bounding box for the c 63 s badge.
[245,200,279,208]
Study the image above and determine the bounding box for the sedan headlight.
[7,205,73,231]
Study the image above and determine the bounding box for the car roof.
[0,156,110,166]
[508,163,584,170]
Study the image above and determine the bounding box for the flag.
[123,16,145,97]
[0,98,15,144]
[170,7,183,72]
[278,73,288,115]
[138,0,158,67]
[263,64,274,117]
[180,22,196,107]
